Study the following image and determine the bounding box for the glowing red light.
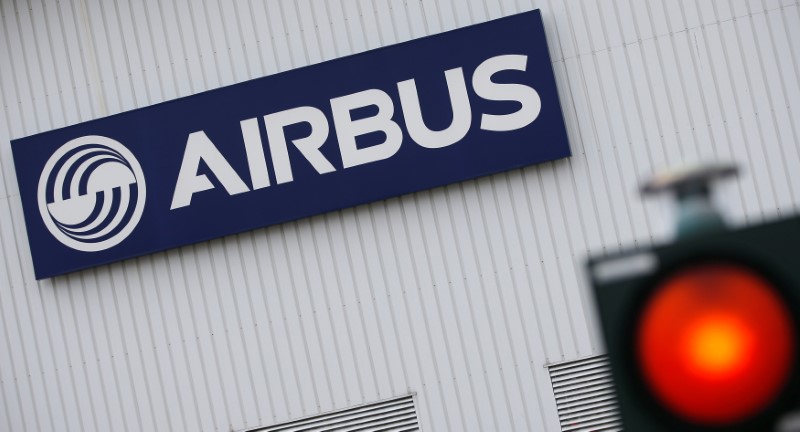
[636,263,795,426]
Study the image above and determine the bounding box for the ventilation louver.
[548,355,623,432]
[245,394,420,432]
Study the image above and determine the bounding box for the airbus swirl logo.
[37,136,146,252]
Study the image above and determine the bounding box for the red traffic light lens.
[636,263,795,426]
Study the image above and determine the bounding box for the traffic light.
[588,166,800,431]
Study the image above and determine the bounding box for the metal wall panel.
[1,0,798,431]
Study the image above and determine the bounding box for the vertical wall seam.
[95,267,133,432]
[397,195,454,431]
[676,0,751,221]
[473,181,529,432]
[367,205,410,394]
[457,182,516,428]
[93,0,125,114]
[419,190,471,431]
[281,226,324,413]
[322,215,365,403]
[441,186,500,432]
[544,0,603,259]
[736,2,796,213]
[762,2,800,204]
[218,239,253,427]
[133,258,177,432]
[15,0,53,129]
[577,0,635,250]
[227,235,267,426]
[120,264,160,431]
[303,218,347,409]
[200,246,238,427]
[0,226,31,432]
[250,231,291,422]
[717,1,781,216]
[378,199,430,418]
[177,247,219,429]
[429,185,487,429]
[353,210,397,397]
[65,276,100,432]
[338,210,381,402]
[705,1,768,220]
[243,232,278,424]
[490,174,549,431]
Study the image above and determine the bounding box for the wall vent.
[548,355,623,432]
[245,394,420,432]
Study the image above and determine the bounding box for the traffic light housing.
[588,215,800,431]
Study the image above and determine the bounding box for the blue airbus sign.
[12,10,570,279]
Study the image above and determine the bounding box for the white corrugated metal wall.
[1,0,798,431]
